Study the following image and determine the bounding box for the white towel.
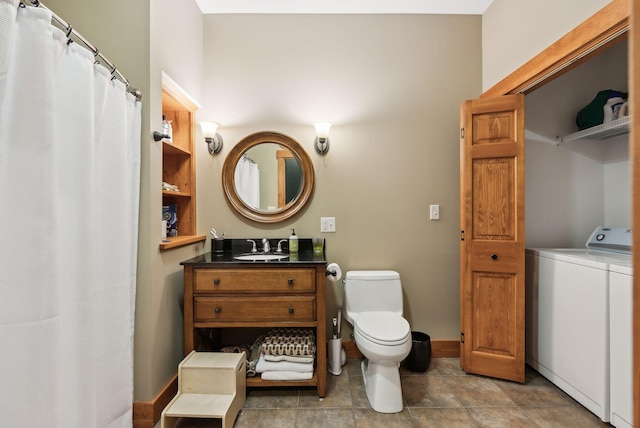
[256,353,313,373]
[261,371,313,381]
[264,354,314,364]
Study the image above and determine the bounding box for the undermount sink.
[233,253,289,261]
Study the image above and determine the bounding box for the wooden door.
[459,94,525,382]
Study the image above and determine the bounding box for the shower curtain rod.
[20,0,142,101]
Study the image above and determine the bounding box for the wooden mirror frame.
[222,131,315,223]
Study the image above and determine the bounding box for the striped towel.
[260,328,316,356]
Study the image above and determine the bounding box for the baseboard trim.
[343,339,459,359]
[132,374,178,428]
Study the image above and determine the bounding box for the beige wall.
[482,0,611,91]
[143,0,204,401]
[198,14,482,343]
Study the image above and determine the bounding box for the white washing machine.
[525,227,632,424]
[609,261,633,428]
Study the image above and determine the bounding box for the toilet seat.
[354,312,410,346]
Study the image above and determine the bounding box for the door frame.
[481,0,629,99]
[478,0,637,425]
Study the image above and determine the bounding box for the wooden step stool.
[161,351,246,428]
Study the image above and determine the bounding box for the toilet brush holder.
[327,338,343,375]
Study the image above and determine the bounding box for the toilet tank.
[343,270,403,324]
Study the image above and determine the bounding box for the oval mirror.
[222,131,315,223]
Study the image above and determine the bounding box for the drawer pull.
[288,307,294,314]
[491,254,498,260]
[214,306,222,314]
[213,279,220,285]
[287,278,294,285]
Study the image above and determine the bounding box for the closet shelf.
[557,115,631,144]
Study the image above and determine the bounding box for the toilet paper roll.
[326,263,342,282]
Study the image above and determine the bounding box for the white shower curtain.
[235,157,260,209]
[0,2,141,427]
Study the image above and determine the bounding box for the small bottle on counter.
[289,228,298,253]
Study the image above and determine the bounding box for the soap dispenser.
[289,228,298,253]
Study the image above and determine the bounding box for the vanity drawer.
[194,296,316,322]
[194,268,316,294]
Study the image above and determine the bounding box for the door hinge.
[460,230,465,241]
[460,127,464,139]
[460,332,465,344]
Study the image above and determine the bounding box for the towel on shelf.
[261,371,314,381]
[261,328,316,356]
[220,345,250,356]
[256,353,313,373]
[264,354,314,364]
[246,334,266,377]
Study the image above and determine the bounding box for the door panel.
[472,158,515,240]
[460,94,525,383]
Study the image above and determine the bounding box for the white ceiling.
[195,0,494,15]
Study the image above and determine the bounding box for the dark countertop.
[180,238,326,266]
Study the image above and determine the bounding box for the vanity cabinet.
[181,256,327,397]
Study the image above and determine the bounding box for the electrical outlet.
[321,217,336,232]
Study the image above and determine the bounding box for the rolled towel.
[261,371,313,381]
[264,354,314,364]
[256,353,313,373]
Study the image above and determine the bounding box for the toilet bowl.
[343,271,412,413]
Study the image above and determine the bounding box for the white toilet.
[343,270,411,413]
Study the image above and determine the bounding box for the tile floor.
[168,358,611,427]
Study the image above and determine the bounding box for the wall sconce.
[314,122,332,155]
[200,121,223,155]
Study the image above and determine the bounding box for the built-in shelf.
[162,189,191,198]
[163,141,191,156]
[557,115,631,145]
[160,234,206,250]
[160,73,202,251]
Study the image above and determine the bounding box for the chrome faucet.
[276,239,287,253]
[262,238,270,253]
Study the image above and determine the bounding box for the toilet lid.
[355,312,410,346]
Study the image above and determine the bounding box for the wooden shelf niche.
[160,73,206,250]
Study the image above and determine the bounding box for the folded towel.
[256,353,313,373]
[264,354,314,364]
[261,371,314,381]
[261,328,316,356]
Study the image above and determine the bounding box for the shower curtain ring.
[65,25,72,38]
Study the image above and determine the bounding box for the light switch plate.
[430,204,440,220]
[321,217,336,232]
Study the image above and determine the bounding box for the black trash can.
[404,331,431,372]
